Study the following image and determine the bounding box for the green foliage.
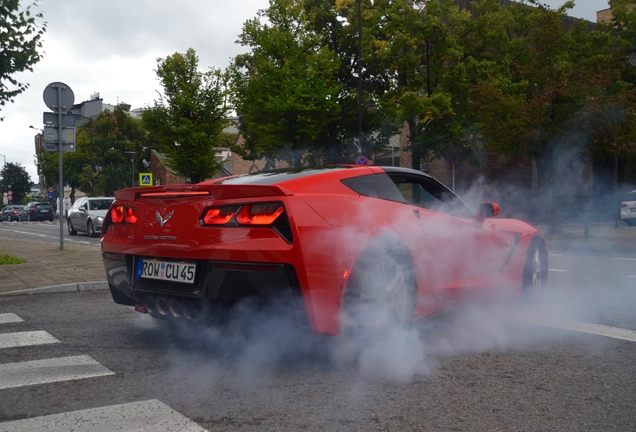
[0,253,25,265]
[143,48,230,183]
[0,0,46,117]
[231,0,342,167]
[0,161,31,203]
[40,105,147,197]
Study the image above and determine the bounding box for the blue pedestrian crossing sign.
[139,173,153,187]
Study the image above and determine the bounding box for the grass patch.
[0,254,26,265]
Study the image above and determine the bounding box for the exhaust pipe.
[168,299,183,319]
[142,296,155,314]
[182,302,196,321]
[155,296,170,316]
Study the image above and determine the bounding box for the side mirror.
[475,202,500,221]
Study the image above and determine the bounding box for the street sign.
[42,82,74,112]
[42,126,76,152]
[139,173,153,186]
[43,112,76,127]
[356,155,369,165]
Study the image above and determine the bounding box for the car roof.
[211,165,434,187]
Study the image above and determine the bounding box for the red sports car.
[101,166,547,335]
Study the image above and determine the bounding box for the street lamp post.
[125,151,135,187]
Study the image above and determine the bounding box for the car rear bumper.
[103,252,310,328]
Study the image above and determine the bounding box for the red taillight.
[125,207,137,223]
[200,203,285,226]
[111,206,124,223]
[110,205,136,224]
[236,204,284,225]
[202,206,238,225]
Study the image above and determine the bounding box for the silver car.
[67,197,115,237]
[621,190,636,227]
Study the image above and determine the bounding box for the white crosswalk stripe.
[0,399,208,431]
[0,355,114,390]
[0,313,23,324]
[0,313,206,430]
[0,330,59,348]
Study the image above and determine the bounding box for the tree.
[143,48,230,183]
[369,0,474,171]
[0,161,31,204]
[231,0,342,167]
[469,1,635,233]
[40,105,147,197]
[0,0,46,117]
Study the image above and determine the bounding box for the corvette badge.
[156,210,174,228]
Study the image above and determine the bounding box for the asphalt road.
[0,219,101,247]
[0,250,635,431]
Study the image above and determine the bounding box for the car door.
[388,173,514,302]
[70,198,87,232]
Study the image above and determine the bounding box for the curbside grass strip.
[0,281,109,297]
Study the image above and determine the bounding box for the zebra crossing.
[0,312,208,431]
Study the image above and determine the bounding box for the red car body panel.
[101,166,546,335]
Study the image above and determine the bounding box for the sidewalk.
[0,231,105,295]
[0,222,635,296]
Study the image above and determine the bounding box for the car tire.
[344,241,415,341]
[521,237,548,302]
[625,219,636,227]
[68,220,77,235]
[87,220,96,238]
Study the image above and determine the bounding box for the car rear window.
[215,167,349,185]
[35,203,51,208]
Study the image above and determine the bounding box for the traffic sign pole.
[42,82,75,250]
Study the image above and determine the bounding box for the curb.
[0,281,109,297]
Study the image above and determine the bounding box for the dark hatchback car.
[0,205,24,222]
[19,202,55,222]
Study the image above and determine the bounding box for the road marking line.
[0,331,59,349]
[518,317,636,343]
[628,275,636,279]
[548,269,569,272]
[0,313,23,324]
[0,355,114,390]
[548,253,564,256]
[0,399,208,431]
[616,257,636,261]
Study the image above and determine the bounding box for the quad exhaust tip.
[138,295,197,321]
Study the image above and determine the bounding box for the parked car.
[67,197,115,237]
[0,205,24,222]
[621,190,636,226]
[101,166,548,335]
[18,202,54,222]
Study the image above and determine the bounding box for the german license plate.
[136,259,196,284]
[40,209,49,212]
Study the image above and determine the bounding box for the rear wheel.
[87,220,96,237]
[625,218,636,227]
[521,238,548,302]
[68,220,77,235]
[344,243,415,340]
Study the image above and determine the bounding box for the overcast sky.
[0,0,607,184]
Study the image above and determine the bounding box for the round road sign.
[356,155,369,165]
[43,82,75,112]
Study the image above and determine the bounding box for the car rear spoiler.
[114,184,294,202]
